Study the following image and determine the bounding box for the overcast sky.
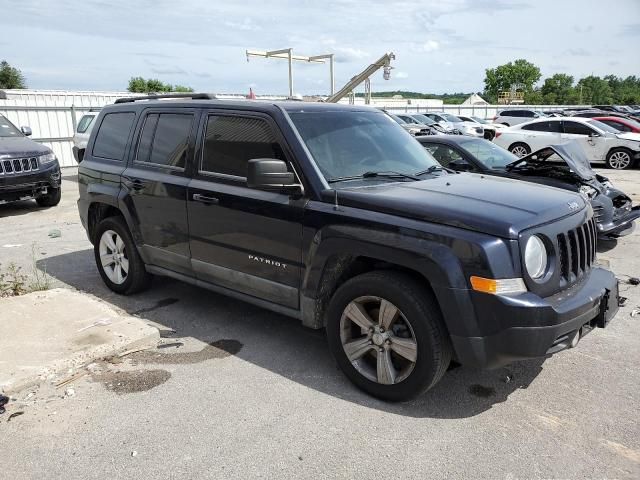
[1,0,639,95]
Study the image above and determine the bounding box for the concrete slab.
[0,288,159,395]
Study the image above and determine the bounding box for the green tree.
[127,77,194,93]
[576,76,613,104]
[540,74,575,104]
[0,60,27,89]
[483,59,541,103]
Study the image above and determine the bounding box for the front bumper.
[598,205,640,238]
[0,161,60,203]
[451,267,619,368]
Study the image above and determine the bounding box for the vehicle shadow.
[597,238,618,253]
[37,249,546,419]
[0,199,45,218]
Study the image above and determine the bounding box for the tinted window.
[201,115,285,177]
[601,120,626,132]
[77,114,95,133]
[460,139,518,169]
[522,121,562,132]
[503,110,522,117]
[563,121,595,135]
[136,113,192,168]
[92,112,135,161]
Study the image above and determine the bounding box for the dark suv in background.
[77,94,620,401]
[0,114,61,207]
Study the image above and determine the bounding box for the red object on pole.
[247,88,256,100]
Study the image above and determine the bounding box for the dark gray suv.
[0,114,61,207]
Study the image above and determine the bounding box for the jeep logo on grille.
[567,201,580,211]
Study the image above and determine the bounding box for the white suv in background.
[493,109,547,127]
[72,111,99,162]
[493,117,640,169]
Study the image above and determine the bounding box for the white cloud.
[395,71,409,79]
[422,40,440,52]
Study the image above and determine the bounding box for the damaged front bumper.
[598,204,640,238]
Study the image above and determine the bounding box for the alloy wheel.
[608,151,631,169]
[511,145,529,157]
[339,296,418,385]
[98,229,129,285]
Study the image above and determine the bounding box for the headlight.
[524,235,548,279]
[579,185,598,198]
[39,152,57,165]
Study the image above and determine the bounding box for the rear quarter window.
[76,114,96,134]
[92,112,135,161]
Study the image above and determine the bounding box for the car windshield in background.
[290,111,439,183]
[460,138,518,169]
[412,114,436,125]
[390,114,406,124]
[442,113,462,122]
[587,120,621,134]
[0,115,22,137]
[471,116,489,124]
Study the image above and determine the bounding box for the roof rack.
[114,93,218,104]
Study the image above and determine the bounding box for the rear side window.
[76,114,95,133]
[563,121,594,135]
[201,115,285,178]
[136,113,193,168]
[522,121,562,132]
[602,120,628,132]
[92,112,135,161]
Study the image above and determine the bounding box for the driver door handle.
[192,193,219,205]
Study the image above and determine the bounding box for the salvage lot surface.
[1,170,639,479]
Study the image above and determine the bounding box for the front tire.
[509,142,531,157]
[36,186,61,207]
[94,216,151,294]
[326,271,452,401]
[606,148,634,170]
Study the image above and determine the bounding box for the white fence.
[0,90,590,168]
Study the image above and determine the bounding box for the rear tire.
[36,186,61,207]
[509,142,531,157]
[605,148,634,170]
[94,216,151,295]
[326,271,452,401]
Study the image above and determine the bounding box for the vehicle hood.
[514,141,596,181]
[0,136,50,158]
[616,132,640,143]
[333,173,587,239]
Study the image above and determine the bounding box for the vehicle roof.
[592,116,631,122]
[102,98,378,114]
[415,134,483,145]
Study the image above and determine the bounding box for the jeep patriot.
[77,94,619,400]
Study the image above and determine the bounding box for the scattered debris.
[628,277,640,286]
[65,387,75,398]
[0,394,9,414]
[504,374,512,384]
[632,309,640,318]
[2,244,22,248]
[47,229,61,238]
[131,451,138,457]
[117,344,155,358]
[7,411,24,422]
[619,296,628,306]
[157,342,184,349]
[77,318,112,332]
[55,370,88,388]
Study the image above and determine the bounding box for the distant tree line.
[482,59,640,105]
[127,77,194,93]
[0,60,27,89]
[355,90,470,104]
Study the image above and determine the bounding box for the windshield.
[587,119,620,134]
[471,116,488,124]
[411,114,435,125]
[0,115,23,138]
[290,111,440,183]
[460,138,518,169]
[441,113,462,122]
[390,114,406,125]
[400,116,420,125]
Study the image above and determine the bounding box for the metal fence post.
[70,105,77,133]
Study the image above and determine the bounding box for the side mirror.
[589,131,600,138]
[449,159,472,172]
[21,126,32,136]
[247,159,302,195]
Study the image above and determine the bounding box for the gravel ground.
[0,169,639,480]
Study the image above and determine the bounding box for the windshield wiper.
[327,170,420,184]
[414,165,449,175]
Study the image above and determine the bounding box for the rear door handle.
[192,193,219,205]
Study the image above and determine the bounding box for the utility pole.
[246,48,335,97]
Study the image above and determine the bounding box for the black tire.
[94,216,151,295]
[35,186,61,207]
[508,142,531,157]
[605,148,634,170]
[326,271,452,401]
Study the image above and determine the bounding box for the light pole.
[246,48,335,97]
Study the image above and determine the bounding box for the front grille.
[593,205,604,222]
[556,218,597,287]
[0,157,39,175]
